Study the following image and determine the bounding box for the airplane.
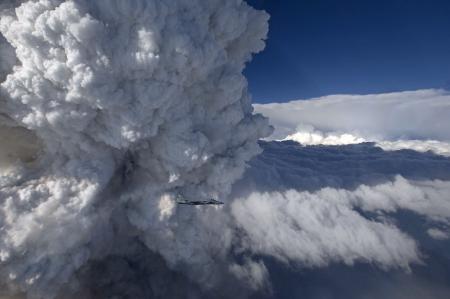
[176,196,224,206]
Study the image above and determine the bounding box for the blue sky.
[245,0,450,103]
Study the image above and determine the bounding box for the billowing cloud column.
[0,0,270,297]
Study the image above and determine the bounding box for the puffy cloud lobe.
[229,260,270,292]
[232,184,422,270]
[0,0,270,298]
[427,228,449,240]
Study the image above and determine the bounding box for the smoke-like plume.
[0,1,271,298]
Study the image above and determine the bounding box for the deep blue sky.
[245,0,450,103]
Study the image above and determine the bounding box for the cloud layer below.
[233,140,450,266]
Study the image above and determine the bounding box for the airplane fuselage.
[177,199,224,206]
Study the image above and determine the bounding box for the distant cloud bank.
[255,89,450,143]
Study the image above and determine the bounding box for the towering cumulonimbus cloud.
[0,0,271,298]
